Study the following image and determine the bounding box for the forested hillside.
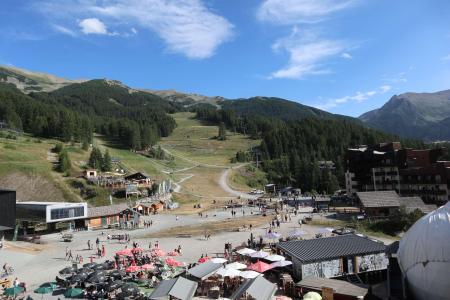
[220,97,356,121]
[0,80,180,150]
[195,105,423,193]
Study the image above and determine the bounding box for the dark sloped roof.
[124,172,151,180]
[88,203,129,218]
[277,234,386,263]
[398,197,436,214]
[149,277,197,300]
[231,276,277,300]
[297,276,368,297]
[357,191,400,208]
[187,261,221,280]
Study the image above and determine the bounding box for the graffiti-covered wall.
[301,259,341,278]
[358,253,388,272]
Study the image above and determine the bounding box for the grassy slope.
[0,112,260,208]
[158,112,260,212]
[160,112,259,166]
[0,134,170,206]
[228,165,268,192]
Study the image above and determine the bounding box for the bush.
[3,144,16,150]
[54,143,64,153]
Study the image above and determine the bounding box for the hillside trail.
[160,146,255,199]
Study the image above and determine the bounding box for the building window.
[50,207,85,220]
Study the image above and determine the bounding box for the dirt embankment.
[0,172,65,201]
[145,215,271,238]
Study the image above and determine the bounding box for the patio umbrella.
[83,262,97,269]
[77,267,94,275]
[249,250,269,259]
[39,282,57,290]
[125,265,141,273]
[109,269,126,277]
[270,260,293,268]
[197,256,210,263]
[116,248,133,256]
[4,286,24,297]
[303,291,322,300]
[151,248,166,257]
[92,264,106,271]
[64,288,83,298]
[248,261,273,273]
[59,266,76,275]
[165,257,183,267]
[265,232,282,240]
[34,286,53,295]
[70,274,88,284]
[167,251,180,256]
[265,254,286,262]
[239,270,261,279]
[289,229,308,237]
[120,283,140,295]
[90,270,107,277]
[88,275,107,283]
[226,262,247,270]
[236,248,256,255]
[131,247,144,253]
[140,264,155,270]
[106,280,123,292]
[211,257,228,264]
[216,267,241,278]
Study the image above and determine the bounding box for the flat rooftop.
[17,201,87,206]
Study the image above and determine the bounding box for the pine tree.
[102,150,112,172]
[218,122,227,141]
[57,150,71,173]
[88,147,103,170]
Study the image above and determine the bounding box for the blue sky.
[1,0,449,117]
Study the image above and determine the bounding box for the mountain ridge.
[360,89,450,141]
[0,64,357,122]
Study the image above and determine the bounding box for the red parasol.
[151,248,166,257]
[116,249,133,256]
[165,257,184,267]
[131,247,144,253]
[140,264,155,270]
[125,265,141,273]
[198,257,210,264]
[248,260,273,273]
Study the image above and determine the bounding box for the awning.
[149,277,198,300]
[187,261,222,280]
[230,276,277,300]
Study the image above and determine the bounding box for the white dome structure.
[397,202,450,300]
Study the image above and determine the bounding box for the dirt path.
[218,166,258,199]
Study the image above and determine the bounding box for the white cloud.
[380,85,392,93]
[341,52,352,59]
[258,0,356,25]
[79,18,108,35]
[269,28,348,79]
[442,54,450,61]
[34,0,234,59]
[257,1,358,80]
[314,85,392,111]
[382,72,407,84]
[52,24,77,37]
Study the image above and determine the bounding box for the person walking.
[96,238,100,248]
[102,245,106,257]
[68,249,73,261]
[87,240,91,250]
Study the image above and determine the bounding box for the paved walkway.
[0,207,394,299]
